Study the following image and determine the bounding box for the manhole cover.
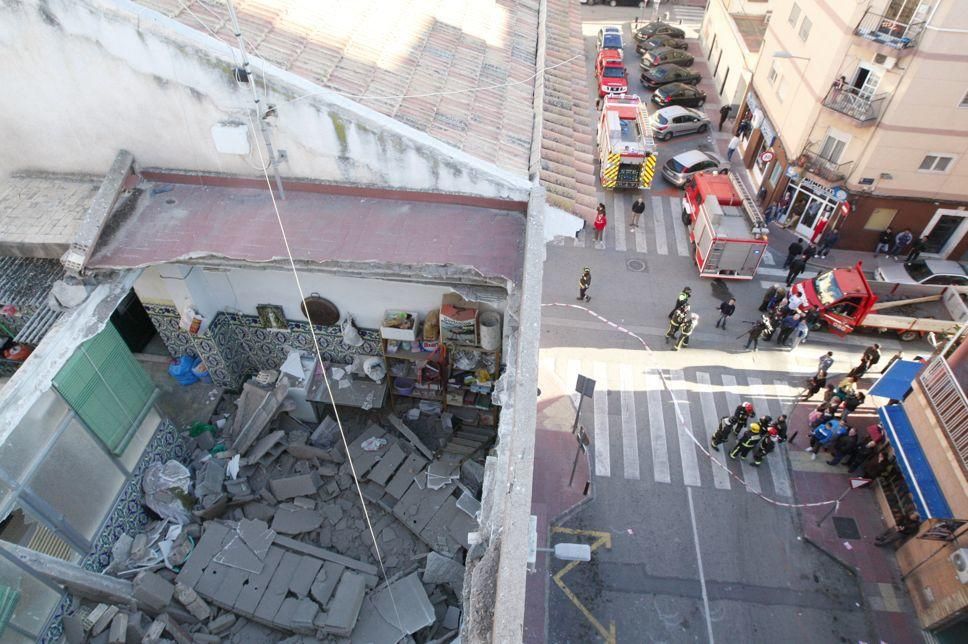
[626,259,646,272]
[833,516,861,540]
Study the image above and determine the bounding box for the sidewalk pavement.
[786,387,924,643]
[524,368,592,644]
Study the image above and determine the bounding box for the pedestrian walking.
[578,267,592,302]
[835,375,858,400]
[673,313,698,351]
[785,254,807,287]
[848,361,869,379]
[666,305,689,343]
[874,227,893,256]
[763,202,778,223]
[790,318,809,351]
[718,104,731,131]
[737,118,752,139]
[905,237,926,265]
[630,196,645,228]
[782,239,804,268]
[751,427,779,466]
[729,422,763,460]
[817,229,839,258]
[805,371,828,398]
[861,343,881,369]
[727,135,740,161]
[890,228,913,260]
[741,317,769,351]
[668,286,691,318]
[817,351,834,376]
[593,203,607,243]
[802,243,818,261]
[776,313,801,345]
[841,392,865,421]
[874,513,920,548]
[827,426,859,465]
[715,298,736,329]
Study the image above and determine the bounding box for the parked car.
[650,106,710,141]
[636,35,688,55]
[651,82,707,108]
[597,26,624,58]
[641,64,702,89]
[661,150,727,186]
[595,50,628,97]
[876,259,968,290]
[633,21,686,42]
[640,47,695,70]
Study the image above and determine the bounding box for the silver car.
[876,259,968,293]
[650,106,710,141]
[661,150,727,186]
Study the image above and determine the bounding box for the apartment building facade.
[711,0,968,259]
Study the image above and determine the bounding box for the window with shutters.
[52,322,154,455]
[788,3,801,26]
[799,16,812,42]
[919,154,955,173]
[959,89,968,109]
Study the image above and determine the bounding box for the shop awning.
[878,405,953,520]
[869,359,923,400]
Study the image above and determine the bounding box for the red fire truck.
[597,94,657,190]
[681,172,768,279]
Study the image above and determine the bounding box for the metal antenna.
[225,0,286,199]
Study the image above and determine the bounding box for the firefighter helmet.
[742,402,754,414]
[768,427,779,437]
[750,422,762,433]
[683,287,692,294]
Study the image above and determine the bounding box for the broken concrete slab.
[232,547,284,615]
[422,552,465,596]
[456,491,481,519]
[268,473,321,500]
[176,522,232,588]
[285,442,344,464]
[196,460,227,499]
[158,613,192,644]
[351,572,436,643]
[270,506,323,535]
[133,570,175,613]
[322,571,366,635]
[272,536,378,576]
[289,598,319,635]
[366,443,408,487]
[253,551,301,623]
[107,611,127,644]
[387,413,434,460]
[91,604,119,636]
[237,519,274,560]
[175,582,212,621]
[392,478,457,537]
[242,502,276,523]
[310,415,340,449]
[212,534,264,574]
[309,562,344,608]
[224,478,252,498]
[287,556,323,599]
[195,560,247,608]
[384,453,429,500]
[460,460,485,496]
[207,612,236,635]
[231,377,291,455]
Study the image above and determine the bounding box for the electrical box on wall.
[211,122,250,155]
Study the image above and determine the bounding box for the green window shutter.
[53,323,154,454]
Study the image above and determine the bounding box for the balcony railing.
[919,355,968,473]
[854,10,925,50]
[801,146,853,183]
[822,86,887,124]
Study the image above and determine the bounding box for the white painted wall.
[701,0,758,108]
[136,264,507,330]
[0,0,531,200]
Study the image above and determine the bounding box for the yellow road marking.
[551,527,616,644]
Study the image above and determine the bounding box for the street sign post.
[816,478,872,527]
[569,426,590,487]
[572,375,596,433]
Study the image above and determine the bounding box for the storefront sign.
[785,166,800,179]
[744,92,777,146]
[833,187,848,201]
[759,151,775,164]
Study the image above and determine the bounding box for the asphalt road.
[534,4,908,643]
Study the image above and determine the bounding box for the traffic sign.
[850,477,872,489]
[759,150,775,164]
[575,375,596,398]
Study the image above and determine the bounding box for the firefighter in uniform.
[666,304,690,343]
[673,313,698,351]
[578,267,592,302]
[752,426,779,466]
[773,414,789,443]
[730,422,763,460]
[711,402,754,450]
[668,286,692,318]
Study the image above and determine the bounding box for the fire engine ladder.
[728,174,766,231]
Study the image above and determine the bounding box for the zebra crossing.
[540,355,796,498]
[564,195,690,256]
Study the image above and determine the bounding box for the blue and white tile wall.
[143,302,380,391]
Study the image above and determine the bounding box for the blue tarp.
[869,360,923,400]
[878,405,953,520]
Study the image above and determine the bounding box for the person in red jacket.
[593,203,607,243]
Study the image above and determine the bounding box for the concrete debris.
[272,536,377,576]
[351,572,436,643]
[268,473,320,500]
[133,571,175,613]
[143,618,166,643]
[322,571,367,635]
[175,582,212,621]
[456,491,482,519]
[243,430,285,466]
[460,460,485,497]
[443,605,461,630]
[309,415,340,450]
[388,413,435,460]
[241,502,276,523]
[309,562,343,608]
[90,604,119,636]
[107,611,127,644]
[196,459,227,501]
[230,377,291,455]
[84,603,110,632]
[237,519,274,560]
[207,613,236,635]
[284,442,344,464]
[270,505,323,535]
[224,477,252,498]
[423,552,466,596]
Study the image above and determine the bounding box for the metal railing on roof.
[821,86,888,124]
[919,354,968,474]
[801,144,854,183]
[854,10,925,50]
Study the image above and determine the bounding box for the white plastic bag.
[142,460,193,524]
[363,356,386,382]
[341,314,364,347]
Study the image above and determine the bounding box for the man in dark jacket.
[743,318,769,351]
[715,298,736,329]
[827,426,859,465]
[776,313,801,345]
[905,237,927,265]
[874,227,893,256]
[786,254,807,287]
[875,512,920,547]
[817,229,839,258]
[783,239,804,268]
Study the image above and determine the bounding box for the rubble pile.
[57,372,485,643]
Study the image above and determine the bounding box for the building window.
[799,16,812,42]
[768,61,779,85]
[865,208,897,231]
[919,154,954,173]
[788,2,801,26]
[959,89,968,108]
[819,130,850,164]
[769,160,783,187]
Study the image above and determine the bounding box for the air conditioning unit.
[950,548,968,584]
[873,53,897,69]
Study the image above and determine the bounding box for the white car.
[597,25,624,59]
[876,259,968,291]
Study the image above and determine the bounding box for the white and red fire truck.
[597,94,657,190]
[681,171,769,279]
